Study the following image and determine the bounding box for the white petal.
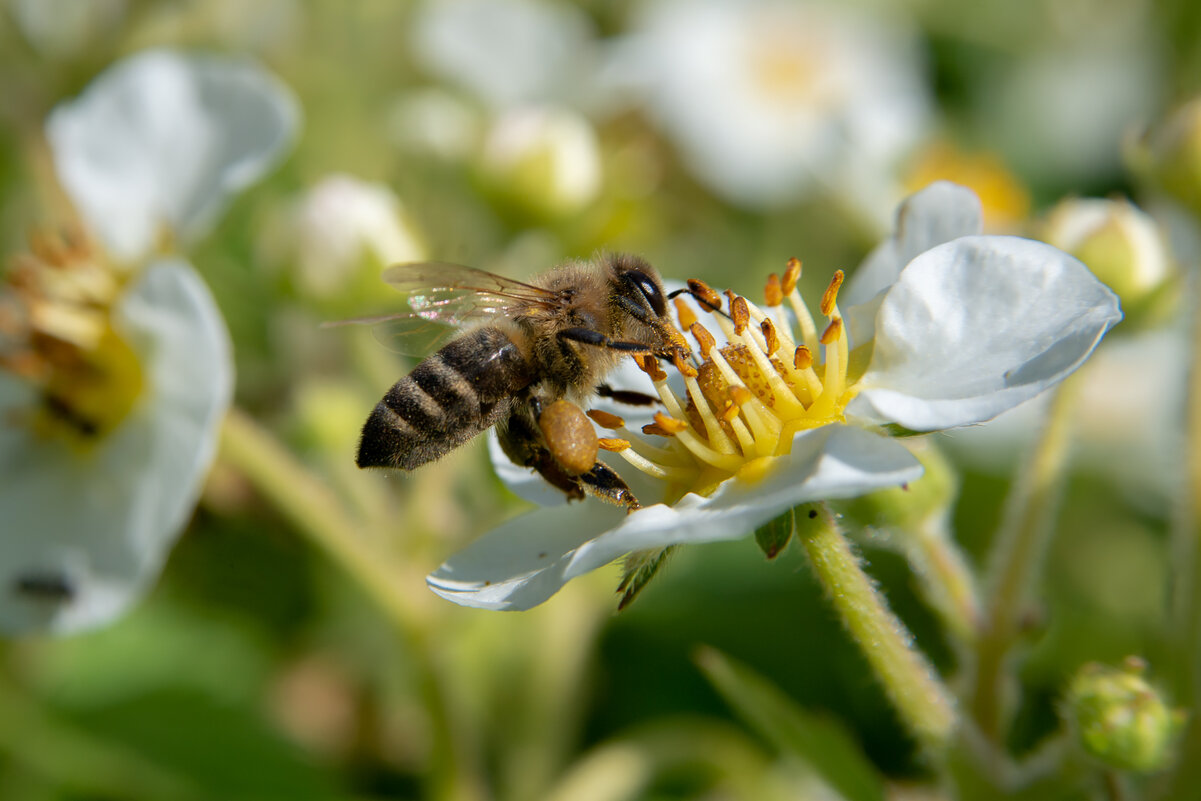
[430,425,920,609]
[850,235,1122,431]
[46,48,299,262]
[844,181,983,307]
[0,260,233,634]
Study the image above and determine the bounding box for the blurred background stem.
[969,372,1081,744]
[218,408,485,801]
[797,502,957,755]
[904,514,982,646]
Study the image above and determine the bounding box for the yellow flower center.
[591,261,857,503]
[0,229,144,448]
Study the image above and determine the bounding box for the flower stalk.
[797,502,957,754]
[904,517,982,645]
[969,372,1082,742]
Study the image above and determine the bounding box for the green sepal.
[754,508,794,559]
[617,546,677,610]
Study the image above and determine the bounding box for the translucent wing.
[323,262,562,355]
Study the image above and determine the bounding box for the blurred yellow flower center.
[591,262,856,502]
[0,229,143,448]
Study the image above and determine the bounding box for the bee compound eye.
[628,270,667,318]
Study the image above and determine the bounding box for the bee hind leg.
[579,462,641,510]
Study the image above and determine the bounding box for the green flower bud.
[1127,97,1201,220]
[1042,198,1176,329]
[478,106,601,221]
[848,439,958,533]
[1065,658,1185,774]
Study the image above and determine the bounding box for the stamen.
[673,296,697,331]
[727,292,749,335]
[682,374,737,454]
[687,279,722,312]
[782,257,801,294]
[760,318,779,355]
[786,280,819,354]
[635,354,666,382]
[820,270,844,316]
[794,346,812,369]
[587,409,625,429]
[672,349,698,378]
[598,437,631,451]
[690,322,716,358]
[642,422,674,437]
[764,273,783,307]
[614,446,695,481]
[820,318,842,346]
[652,412,689,435]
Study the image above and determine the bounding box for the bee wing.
[323,262,561,355]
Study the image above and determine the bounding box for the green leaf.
[617,546,678,610]
[696,646,885,801]
[754,508,794,559]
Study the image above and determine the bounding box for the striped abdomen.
[357,326,535,469]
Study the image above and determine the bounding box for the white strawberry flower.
[429,183,1122,610]
[0,49,297,634]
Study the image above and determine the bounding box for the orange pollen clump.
[605,262,858,501]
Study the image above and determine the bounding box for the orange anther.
[673,296,698,331]
[820,270,844,316]
[820,318,842,346]
[641,423,671,437]
[587,409,626,429]
[652,411,689,434]
[729,294,750,335]
[669,350,696,378]
[764,273,783,307]
[690,322,716,358]
[687,278,722,311]
[635,354,666,382]
[794,345,813,370]
[782,257,801,294]
[720,400,740,423]
[598,437,631,451]
[760,318,779,355]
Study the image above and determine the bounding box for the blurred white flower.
[46,48,299,264]
[292,174,427,298]
[608,0,929,211]
[0,49,298,634]
[7,0,126,57]
[410,0,596,110]
[388,88,482,160]
[429,184,1121,610]
[479,106,602,219]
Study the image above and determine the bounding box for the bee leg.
[579,462,641,510]
[498,403,587,503]
[596,383,660,407]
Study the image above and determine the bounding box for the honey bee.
[351,254,687,508]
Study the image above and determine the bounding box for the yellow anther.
[587,409,626,429]
[598,437,631,451]
[820,318,842,346]
[782,257,801,294]
[729,294,750,335]
[764,273,783,307]
[820,270,844,317]
[687,278,722,312]
[690,322,716,358]
[794,345,813,370]
[653,411,690,434]
[720,399,739,423]
[673,296,697,331]
[760,318,779,355]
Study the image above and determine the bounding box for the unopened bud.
[1128,97,1201,222]
[479,106,601,221]
[1065,658,1184,774]
[1043,198,1175,327]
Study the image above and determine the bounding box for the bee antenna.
[666,287,733,321]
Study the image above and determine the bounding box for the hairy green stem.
[968,374,1081,743]
[218,408,483,801]
[905,515,982,645]
[797,502,957,754]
